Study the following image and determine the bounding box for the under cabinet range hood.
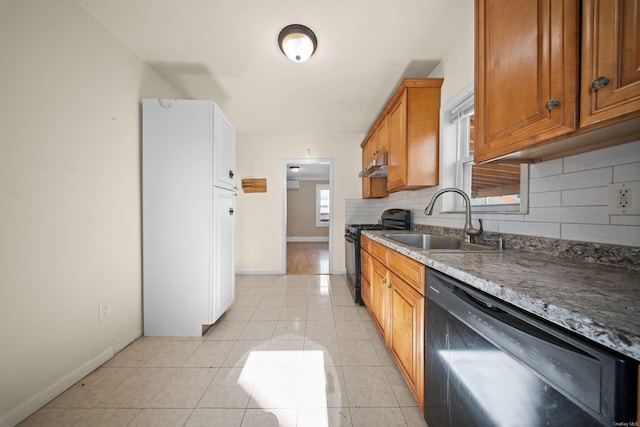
[359,151,388,177]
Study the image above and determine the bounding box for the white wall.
[235,134,362,274]
[287,180,330,239]
[428,22,475,107]
[0,1,182,425]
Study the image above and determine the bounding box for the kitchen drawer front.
[388,250,425,295]
[369,240,389,264]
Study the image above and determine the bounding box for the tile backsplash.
[346,139,640,251]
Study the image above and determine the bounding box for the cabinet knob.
[544,99,560,110]
[229,170,234,179]
[590,76,610,90]
[229,208,234,215]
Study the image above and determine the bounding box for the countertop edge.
[362,230,640,362]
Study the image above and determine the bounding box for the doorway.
[282,159,333,274]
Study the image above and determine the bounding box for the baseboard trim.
[235,270,284,275]
[236,270,345,276]
[1,347,115,427]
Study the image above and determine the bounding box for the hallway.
[286,242,330,275]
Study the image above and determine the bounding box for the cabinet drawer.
[388,251,425,295]
[369,240,389,264]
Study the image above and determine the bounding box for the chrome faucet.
[424,187,483,242]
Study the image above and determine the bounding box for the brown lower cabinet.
[387,271,424,406]
[360,250,372,308]
[360,236,425,407]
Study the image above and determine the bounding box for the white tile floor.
[19,275,429,427]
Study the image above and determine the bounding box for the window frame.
[440,83,529,214]
[315,184,330,227]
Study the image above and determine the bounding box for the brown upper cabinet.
[366,116,388,164]
[361,131,388,199]
[360,78,442,197]
[474,0,640,164]
[581,0,640,127]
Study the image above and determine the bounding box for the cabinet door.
[363,138,374,164]
[213,105,236,190]
[362,143,371,198]
[360,247,372,308]
[211,187,235,323]
[581,0,640,127]
[474,0,579,163]
[361,247,371,284]
[361,274,371,309]
[387,91,408,191]
[406,87,440,189]
[370,258,389,336]
[362,179,388,199]
[375,116,388,155]
[388,272,424,406]
[361,138,388,199]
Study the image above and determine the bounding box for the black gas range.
[344,209,411,304]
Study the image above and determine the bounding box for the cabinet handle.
[229,208,234,215]
[590,76,609,90]
[229,170,234,179]
[544,99,560,110]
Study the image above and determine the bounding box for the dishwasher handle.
[434,273,594,358]
[462,289,504,313]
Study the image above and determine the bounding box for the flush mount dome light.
[289,165,300,172]
[278,24,317,63]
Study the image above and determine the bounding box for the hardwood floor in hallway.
[287,242,329,275]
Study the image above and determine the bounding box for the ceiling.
[286,162,331,181]
[76,0,473,137]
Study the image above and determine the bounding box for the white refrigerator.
[142,99,235,336]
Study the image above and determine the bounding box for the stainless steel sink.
[381,233,494,252]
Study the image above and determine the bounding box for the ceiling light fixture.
[289,166,300,173]
[278,24,317,63]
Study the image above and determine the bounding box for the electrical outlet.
[98,301,111,321]
[608,181,640,215]
[617,189,630,207]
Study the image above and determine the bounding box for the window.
[316,184,330,227]
[445,88,528,213]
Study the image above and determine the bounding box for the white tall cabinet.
[142,99,235,336]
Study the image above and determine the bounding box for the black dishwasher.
[424,269,638,427]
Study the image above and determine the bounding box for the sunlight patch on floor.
[238,350,329,427]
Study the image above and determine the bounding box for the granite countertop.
[363,230,640,361]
